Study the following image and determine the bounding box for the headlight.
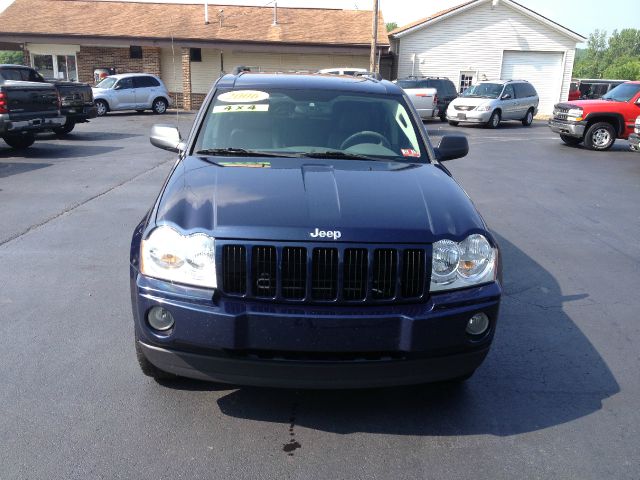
[140,226,217,288]
[430,234,496,292]
[475,104,492,111]
[567,108,583,122]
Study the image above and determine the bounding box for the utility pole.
[369,0,379,72]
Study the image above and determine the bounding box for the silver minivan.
[446,80,539,128]
[92,73,172,116]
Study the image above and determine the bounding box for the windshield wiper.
[300,151,387,161]
[195,148,299,158]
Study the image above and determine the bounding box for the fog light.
[466,312,489,336]
[147,306,175,331]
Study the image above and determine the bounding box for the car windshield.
[96,77,117,89]
[193,88,429,162]
[601,83,640,102]
[462,83,504,99]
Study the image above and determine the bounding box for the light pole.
[369,0,379,72]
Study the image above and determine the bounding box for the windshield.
[462,83,504,99]
[602,83,640,102]
[193,88,429,162]
[95,77,117,89]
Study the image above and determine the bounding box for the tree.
[572,28,640,79]
[386,22,398,32]
[603,58,640,80]
[0,50,23,65]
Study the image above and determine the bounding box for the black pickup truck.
[0,79,64,149]
[0,64,96,135]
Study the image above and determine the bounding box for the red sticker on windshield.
[401,149,420,157]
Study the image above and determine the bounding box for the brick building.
[0,0,390,110]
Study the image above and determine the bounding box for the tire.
[2,132,36,149]
[560,134,582,146]
[631,143,639,152]
[135,339,177,381]
[584,122,616,151]
[52,120,76,136]
[486,110,501,129]
[448,120,459,126]
[95,99,108,117]
[152,97,168,114]
[521,108,534,127]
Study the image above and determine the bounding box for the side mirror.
[434,135,469,161]
[150,124,184,153]
[501,93,512,100]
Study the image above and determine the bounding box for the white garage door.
[501,51,564,115]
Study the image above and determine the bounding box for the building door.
[459,71,475,94]
[500,51,563,115]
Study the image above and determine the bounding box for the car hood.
[154,156,487,243]
[555,99,616,110]
[91,87,109,95]
[449,96,495,108]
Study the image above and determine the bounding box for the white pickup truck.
[395,79,439,120]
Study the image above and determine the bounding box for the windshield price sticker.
[401,149,420,157]
[213,104,270,113]
[218,90,270,103]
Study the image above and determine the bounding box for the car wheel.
[2,132,36,149]
[152,98,168,114]
[486,110,501,129]
[560,134,582,146]
[95,100,108,117]
[135,339,177,381]
[584,122,616,151]
[448,120,459,126]
[521,109,534,127]
[630,143,639,152]
[53,120,76,136]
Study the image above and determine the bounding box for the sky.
[0,0,636,45]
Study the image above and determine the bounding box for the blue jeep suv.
[130,72,502,388]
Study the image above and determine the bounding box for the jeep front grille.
[553,106,570,121]
[219,242,430,304]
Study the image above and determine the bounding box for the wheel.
[584,122,616,151]
[95,99,108,117]
[448,120,459,126]
[521,108,534,127]
[631,143,639,152]
[52,120,76,136]
[152,98,168,114]
[560,134,582,146]
[135,339,177,381]
[2,132,36,149]
[486,110,501,129]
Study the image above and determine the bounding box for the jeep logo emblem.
[310,228,341,240]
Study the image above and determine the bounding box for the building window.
[130,46,143,59]
[190,48,202,62]
[31,53,78,81]
[459,71,475,94]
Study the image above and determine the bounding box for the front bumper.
[629,133,640,151]
[548,119,586,137]
[446,110,492,124]
[131,273,501,388]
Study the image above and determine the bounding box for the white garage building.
[389,0,585,115]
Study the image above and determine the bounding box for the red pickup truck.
[548,81,640,151]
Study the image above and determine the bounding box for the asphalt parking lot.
[1,114,639,479]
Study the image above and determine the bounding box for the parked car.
[318,67,368,76]
[0,78,65,149]
[548,81,640,151]
[131,72,502,388]
[446,79,539,128]
[571,78,627,100]
[0,64,96,135]
[397,77,458,121]
[627,115,639,152]
[92,73,172,116]
[394,78,439,120]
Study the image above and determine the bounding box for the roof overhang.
[0,33,388,55]
[390,0,585,43]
